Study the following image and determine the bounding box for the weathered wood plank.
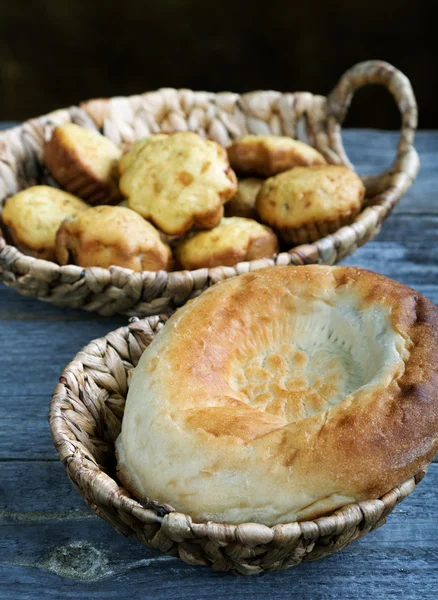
[0,395,56,460]
[343,130,438,214]
[1,462,437,598]
[0,318,125,397]
[0,541,436,600]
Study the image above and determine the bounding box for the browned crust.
[175,244,245,270]
[174,221,279,270]
[224,178,264,220]
[55,209,172,272]
[44,128,122,205]
[120,135,238,236]
[255,166,365,243]
[278,206,362,245]
[228,138,326,177]
[175,166,236,234]
[139,266,438,518]
[246,229,279,262]
[222,166,238,200]
[318,270,438,500]
[191,204,224,232]
[2,219,55,261]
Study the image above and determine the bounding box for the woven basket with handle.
[50,315,426,575]
[1,60,418,317]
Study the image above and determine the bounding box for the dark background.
[1,0,437,128]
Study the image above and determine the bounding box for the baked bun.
[119,132,237,235]
[2,185,88,261]
[116,266,438,525]
[257,165,365,244]
[44,123,122,205]
[224,178,263,219]
[227,135,326,177]
[174,217,279,269]
[118,134,168,176]
[55,205,172,271]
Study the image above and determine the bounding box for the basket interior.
[0,90,347,247]
[0,68,420,317]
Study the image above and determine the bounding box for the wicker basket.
[50,316,427,575]
[1,60,419,317]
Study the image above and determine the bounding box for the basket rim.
[49,314,425,546]
[0,60,420,301]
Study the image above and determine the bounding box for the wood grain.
[1,462,437,598]
[0,127,437,597]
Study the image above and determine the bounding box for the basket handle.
[326,60,419,194]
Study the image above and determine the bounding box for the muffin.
[256,165,365,244]
[44,123,123,205]
[2,185,89,261]
[174,216,279,269]
[227,135,326,177]
[55,205,172,272]
[118,134,168,176]
[119,132,237,235]
[224,178,263,219]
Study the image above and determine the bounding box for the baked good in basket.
[257,165,365,244]
[44,123,123,205]
[174,216,279,269]
[116,266,438,526]
[227,135,327,177]
[119,132,237,235]
[55,205,172,272]
[118,134,168,175]
[0,61,421,317]
[224,178,263,219]
[1,185,88,261]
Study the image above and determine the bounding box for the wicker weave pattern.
[1,61,419,316]
[49,316,425,575]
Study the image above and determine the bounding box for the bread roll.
[174,217,278,269]
[256,165,365,244]
[2,185,88,261]
[227,135,326,177]
[224,178,263,219]
[55,205,172,271]
[44,123,122,205]
[119,132,237,235]
[116,266,438,525]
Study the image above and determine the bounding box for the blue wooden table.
[0,125,437,599]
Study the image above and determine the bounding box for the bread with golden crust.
[116,266,438,525]
[2,185,89,261]
[44,123,123,205]
[119,132,237,235]
[227,135,327,177]
[257,165,365,244]
[118,134,168,176]
[55,205,172,271]
[224,178,263,219]
[174,217,279,269]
